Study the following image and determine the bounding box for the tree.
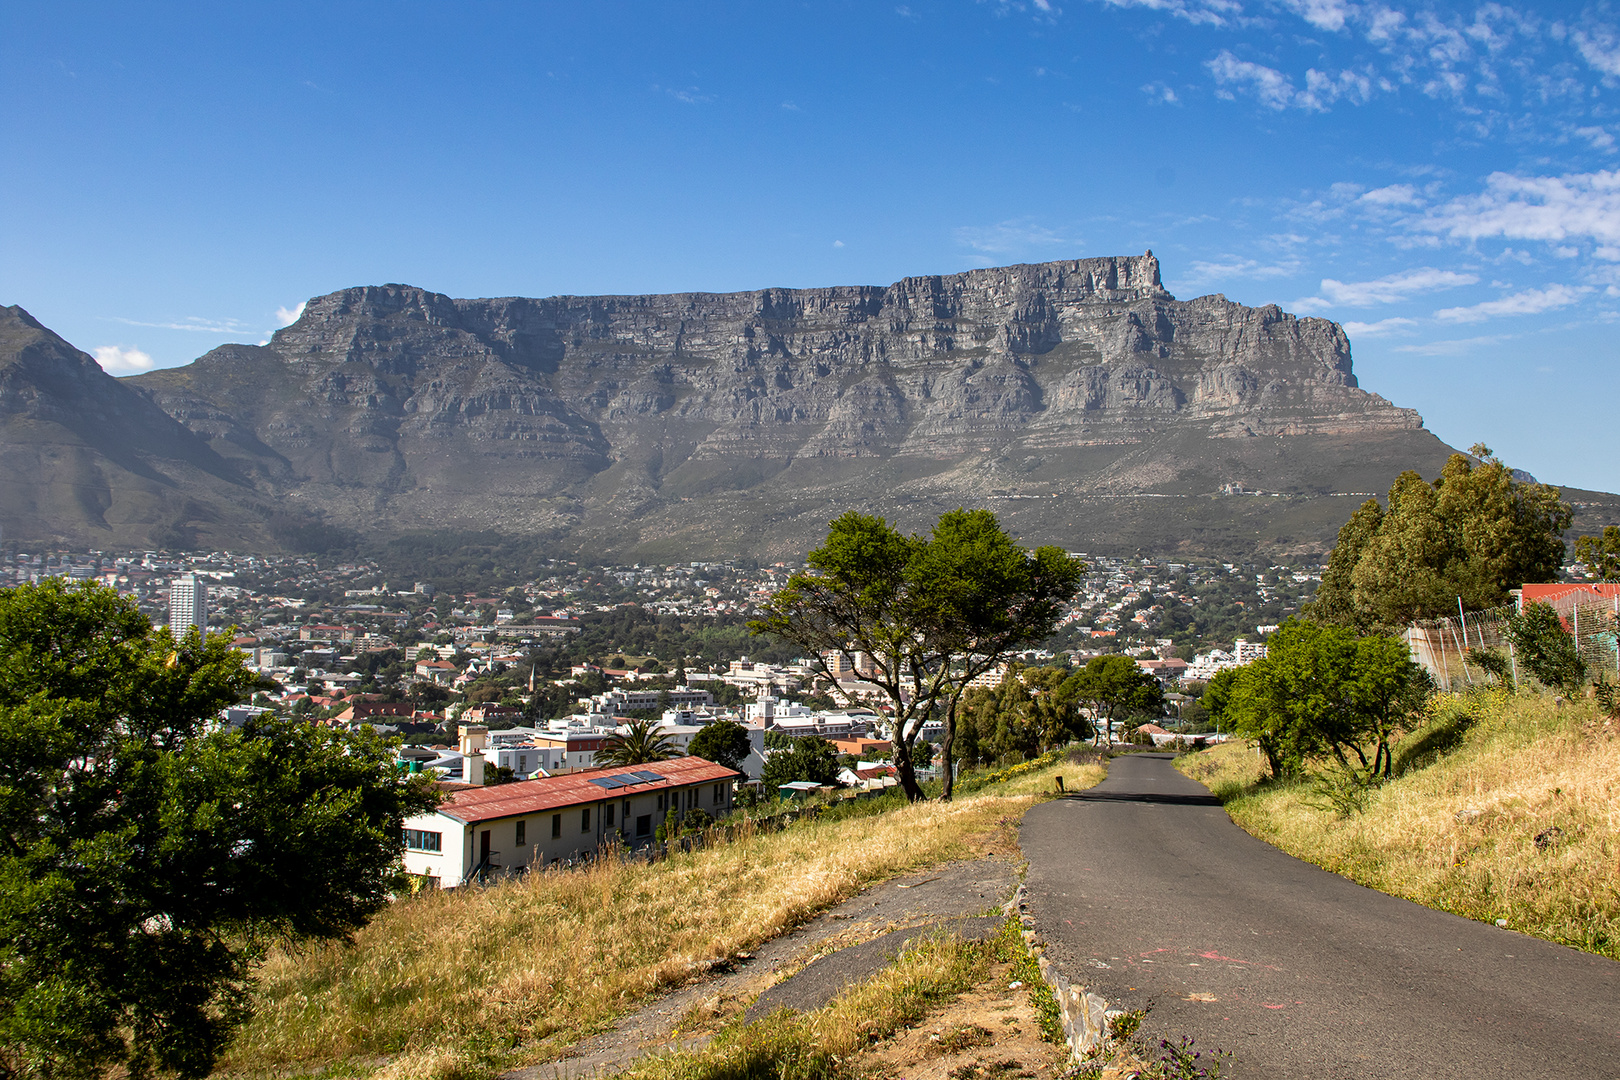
[1505,601,1587,694]
[1309,446,1572,631]
[1218,619,1429,779]
[953,666,1087,768]
[595,717,678,767]
[1063,655,1164,746]
[0,581,438,1080]
[761,735,841,790]
[1575,526,1620,582]
[750,509,1083,801]
[687,720,752,773]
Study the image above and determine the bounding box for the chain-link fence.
[1405,591,1620,689]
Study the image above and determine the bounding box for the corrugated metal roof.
[434,755,740,825]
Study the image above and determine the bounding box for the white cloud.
[1341,317,1418,336]
[1417,169,1620,248]
[1098,0,1241,28]
[654,85,714,105]
[1574,126,1616,152]
[1277,0,1349,33]
[1391,334,1508,355]
[1359,183,1423,207]
[1571,27,1620,77]
[1298,267,1478,309]
[93,345,155,376]
[833,240,845,248]
[955,219,1072,254]
[1184,256,1300,282]
[1141,81,1179,104]
[1433,283,1591,322]
[1205,50,1375,111]
[112,315,251,334]
[275,301,306,327]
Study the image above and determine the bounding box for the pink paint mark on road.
[1197,950,1280,970]
[1261,1003,1287,1009]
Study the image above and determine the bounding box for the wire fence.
[1405,591,1620,689]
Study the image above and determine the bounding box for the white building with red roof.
[401,754,741,888]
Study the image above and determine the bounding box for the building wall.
[400,778,736,888]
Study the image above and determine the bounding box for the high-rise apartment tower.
[168,573,207,636]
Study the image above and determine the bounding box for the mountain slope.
[0,305,267,548]
[7,255,1612,558]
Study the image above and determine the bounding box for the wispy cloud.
[1206,50,1377,111]
[1184,256,1300,283]
[955,219,1073,254]
[1141,80,1179,104]
[1415,169,1620,251]
[275,302,306,327]
[93,345,155,376]
[110,315,253,334]
[1391,334,1509,355]
[1433,283,1591,322]
[1341,316,1418,336]
[1097,0,1242,29]
[654,84,714,105]
[1296,266,1477,310]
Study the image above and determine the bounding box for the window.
[404,828,442,852]
[551,813,562,839]
[606,803,615,826]
[713,783,721,805]
[582,807,591,832]
[515,820,527,846]
[658,793,666,811]
[636,813,652,837]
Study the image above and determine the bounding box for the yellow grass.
[614,931,992,1080]
[1177,691,1620,959]
[218,757,1103,1078]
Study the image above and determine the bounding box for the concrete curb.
[1002,883,1116,1062]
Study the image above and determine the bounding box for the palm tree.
[596,717,678,767]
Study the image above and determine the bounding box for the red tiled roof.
[1520,583,1620,605]
[434,756,741,825]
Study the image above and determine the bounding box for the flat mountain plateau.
[4,254,1615,560]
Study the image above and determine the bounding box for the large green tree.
[1310,446,1572,631]
[760,735,841,790]
[750,509,1083,801]
[686,719,753,773]
[0,581,438,1080]
[1213,619,1429,779]
[1063,655,1164,746]
[953,665,1089,768]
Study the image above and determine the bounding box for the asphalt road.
[1020,753,1620,1079]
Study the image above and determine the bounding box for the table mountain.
[6,255,1611,559]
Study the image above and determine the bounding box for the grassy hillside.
[218,755,1102,1080]
[1179,690,1620,959]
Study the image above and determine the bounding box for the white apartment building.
[168,573,207,636]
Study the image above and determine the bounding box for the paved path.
[1020,753,1620,1079]
[506,857,1018,1078]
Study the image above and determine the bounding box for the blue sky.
[4,1,1618,493]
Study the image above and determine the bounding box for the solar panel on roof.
[631,770,665,782]
[608,773,642,786]
[589,777,625,789]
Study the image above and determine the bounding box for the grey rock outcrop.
[4,254,1525,557]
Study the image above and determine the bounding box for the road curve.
[1020,752,1620,1079]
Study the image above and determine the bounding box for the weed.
[1107,1007,1146,1042]
[1140,1036,1229,1080]
[994,920,1064,1045]
[934,1024,995,1053]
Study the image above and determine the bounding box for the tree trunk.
[940,692,964,802]
[892,736,926,802]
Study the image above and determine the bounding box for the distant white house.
[400,753,741,888]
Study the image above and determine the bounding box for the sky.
[3,0,1618,493]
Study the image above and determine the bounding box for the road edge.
[1002,882,1115,1062]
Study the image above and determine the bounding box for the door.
[480,830,491,864]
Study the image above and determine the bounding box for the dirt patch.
[858,956,1066,1080]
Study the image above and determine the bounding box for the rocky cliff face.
[5,256,1485,557]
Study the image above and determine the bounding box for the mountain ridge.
[5,255,1614,559]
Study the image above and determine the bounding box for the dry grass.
[218,757,1103,1078]
[1177,691,1620,959]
